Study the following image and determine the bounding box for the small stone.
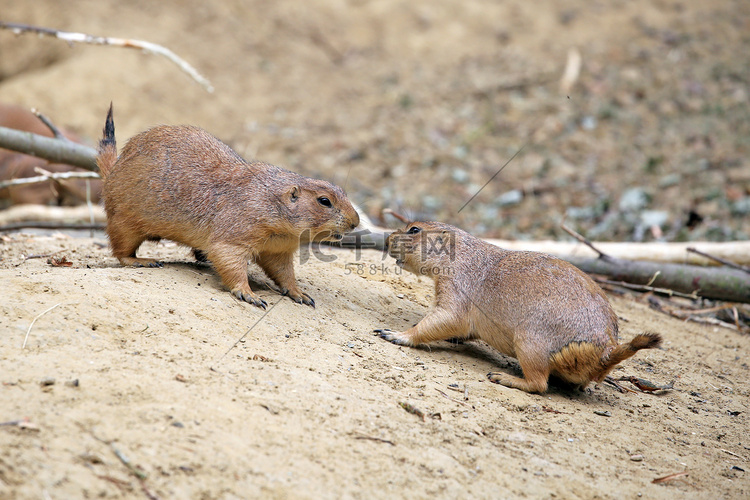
[451,168,470,183]
[640,210,669,228]
[731,197,750,216]
[581,116,597,130]
[630,454,644,462]
[593,410,612,417]
[495,190,524,207]
[65,379,80,387]
[619,188,650,211]
[566,206,597,220]
[658,173,681,188]
[40,377,56,386]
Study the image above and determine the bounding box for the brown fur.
[377,221,663,393]
[0,103,102,207]
[96,105,359,308]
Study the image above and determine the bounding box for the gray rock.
[619,188,650,211]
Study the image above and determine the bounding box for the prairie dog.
[96,105,359,309]
[377,221,662,393]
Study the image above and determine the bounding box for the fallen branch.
[0,204,105,225]
[336,215,750,266]
[0,125,99,171]
[0,21,213,93]
[565,254,750,303]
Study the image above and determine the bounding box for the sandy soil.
[1,1,749,499]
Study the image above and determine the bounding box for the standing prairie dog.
[377,221,662,393]
[96,104,359,309]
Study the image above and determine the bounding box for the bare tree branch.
[0,125,98,171]
[0,21,214,93]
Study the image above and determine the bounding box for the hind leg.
[107,221,162,268]
[488,347,550,393]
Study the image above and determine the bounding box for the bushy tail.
[594,332,662,381]
[96,102,117,179]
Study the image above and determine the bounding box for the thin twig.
[687,247,750,273]
[382,208,410,224]
[435,388,471,407]
[0,171,100,190]
[457,143,526,214]
[721,448,747,460]
[561,223,609,259]
[0,21,213,93]
[31,108,66,139]
[212,299,281,365]
[22,302,62,349]
[351,432,395,446]
[652,471,689,484]
[668,303,738,317]
[594,278,699,300]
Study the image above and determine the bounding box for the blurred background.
[1,0,748,241]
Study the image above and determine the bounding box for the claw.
[283,290,315,308]
[232,289,267,309]
[374,328,407,345]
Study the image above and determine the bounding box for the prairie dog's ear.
[288,186,300,202]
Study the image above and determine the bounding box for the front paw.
[284,290,315,308]
[231,289,268,309]
[374,328,412,346]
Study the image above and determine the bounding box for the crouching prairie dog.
[96,105,359,309]
[376,221,662,393]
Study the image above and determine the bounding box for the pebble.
[640,210,669,228]
[495,189,524,207]
[619,188,650,211]
[731,197,750,215]
[451,168,470,183]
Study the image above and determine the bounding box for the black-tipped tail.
[96,102,117,179]
[101,102,115,150]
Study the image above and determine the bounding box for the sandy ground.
[1,233,749,499]
[1,0,749,499]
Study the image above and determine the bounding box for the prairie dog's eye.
[407,226,421,234]
[317,197,332,207]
